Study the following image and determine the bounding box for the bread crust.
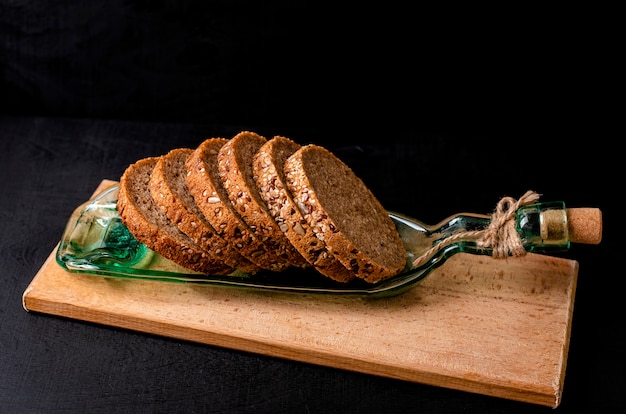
[218,131,309,270]
[284,145,406,283]
[117,156,234,276]
[148,148,261,274]
[185,137,290,271]
[117,132,405,284]
[253,136,355,283]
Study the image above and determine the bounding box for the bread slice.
[252,136,355,283]
[283,144,407,283]
[218,131,310,270]
[185,137,291,272]
[148,148,261,274]
[117,156,234,276]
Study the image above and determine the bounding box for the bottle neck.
[411,201,571,269]
[517,201,570,252]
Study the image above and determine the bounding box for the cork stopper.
[566,208,602,244]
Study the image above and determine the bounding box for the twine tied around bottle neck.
[411,190,541,268]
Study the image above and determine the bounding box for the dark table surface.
[0,115,621,413]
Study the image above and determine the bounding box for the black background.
[0,2,621,413]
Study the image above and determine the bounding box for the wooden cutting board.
[22,180,579,408]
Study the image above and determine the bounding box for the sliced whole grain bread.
[185,137,290,272]
[117,156,234,276]
[283,144,407,283]
[218,131,310,270]
[148,148,261,274]
[252,136,355,283]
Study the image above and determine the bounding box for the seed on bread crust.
[117,156,234,276]
[218,131,310,270]
[185,137,289,272]
[148,148,260,274]
[253,136,355,283]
